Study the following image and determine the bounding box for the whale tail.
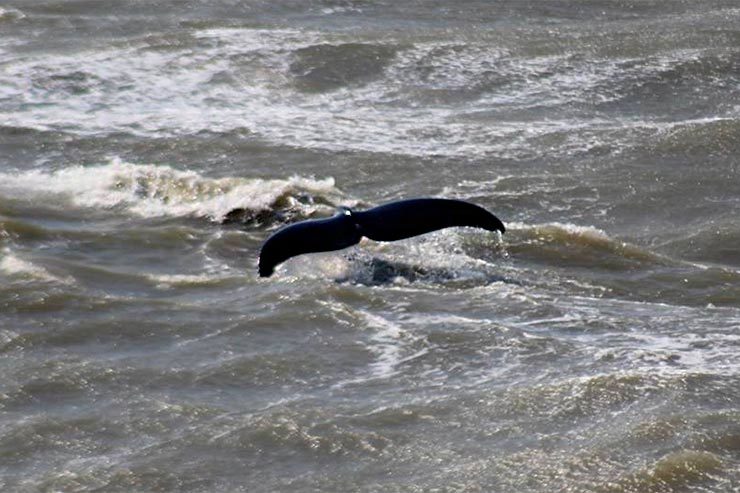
[258,198,504,277]
[258,211,361,277]
[353,198,504,241]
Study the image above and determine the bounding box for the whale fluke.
[258,198,505,277]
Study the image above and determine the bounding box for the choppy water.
[2,1,740,491]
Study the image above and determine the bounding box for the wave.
[649,117,740,156]
[320,220,740,307]
[3,26,735,158]
[658,218,740,268]
[0,7,25,23]
[505,221,661,264]
[608,449,725,492]
[290,43,398,93]
[0,247,75,285]
[144,272,243,290]
[0,158,343,223]
[503,222,740,307]
[269,221,642,288]
[3,162,736,307]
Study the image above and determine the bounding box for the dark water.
[1,1,740,491]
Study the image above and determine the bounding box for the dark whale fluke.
[258,198,505,277]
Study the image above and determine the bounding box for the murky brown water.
[1,1,739,491]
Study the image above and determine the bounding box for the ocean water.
[1,1,740,491]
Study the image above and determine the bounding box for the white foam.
[508,221,611,241]
[0,7,25,21]
[358,310,405,378]
[608,326,740,378]
[2,27,719,159]
[320,300,428,386]
[145,263,251,289]
[0,158,338,221]
[194,27,323,52]
[146,273,227,289]
[0,248,74,285]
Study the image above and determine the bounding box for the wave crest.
[0,158,342,223]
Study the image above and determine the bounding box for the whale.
[258,198,505,277]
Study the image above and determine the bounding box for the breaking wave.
[2,26,736,158]
[0,158,343,223]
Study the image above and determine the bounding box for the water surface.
[1,1,739,491]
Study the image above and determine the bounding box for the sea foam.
[0,248,74,285]
[0,158,339,222]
